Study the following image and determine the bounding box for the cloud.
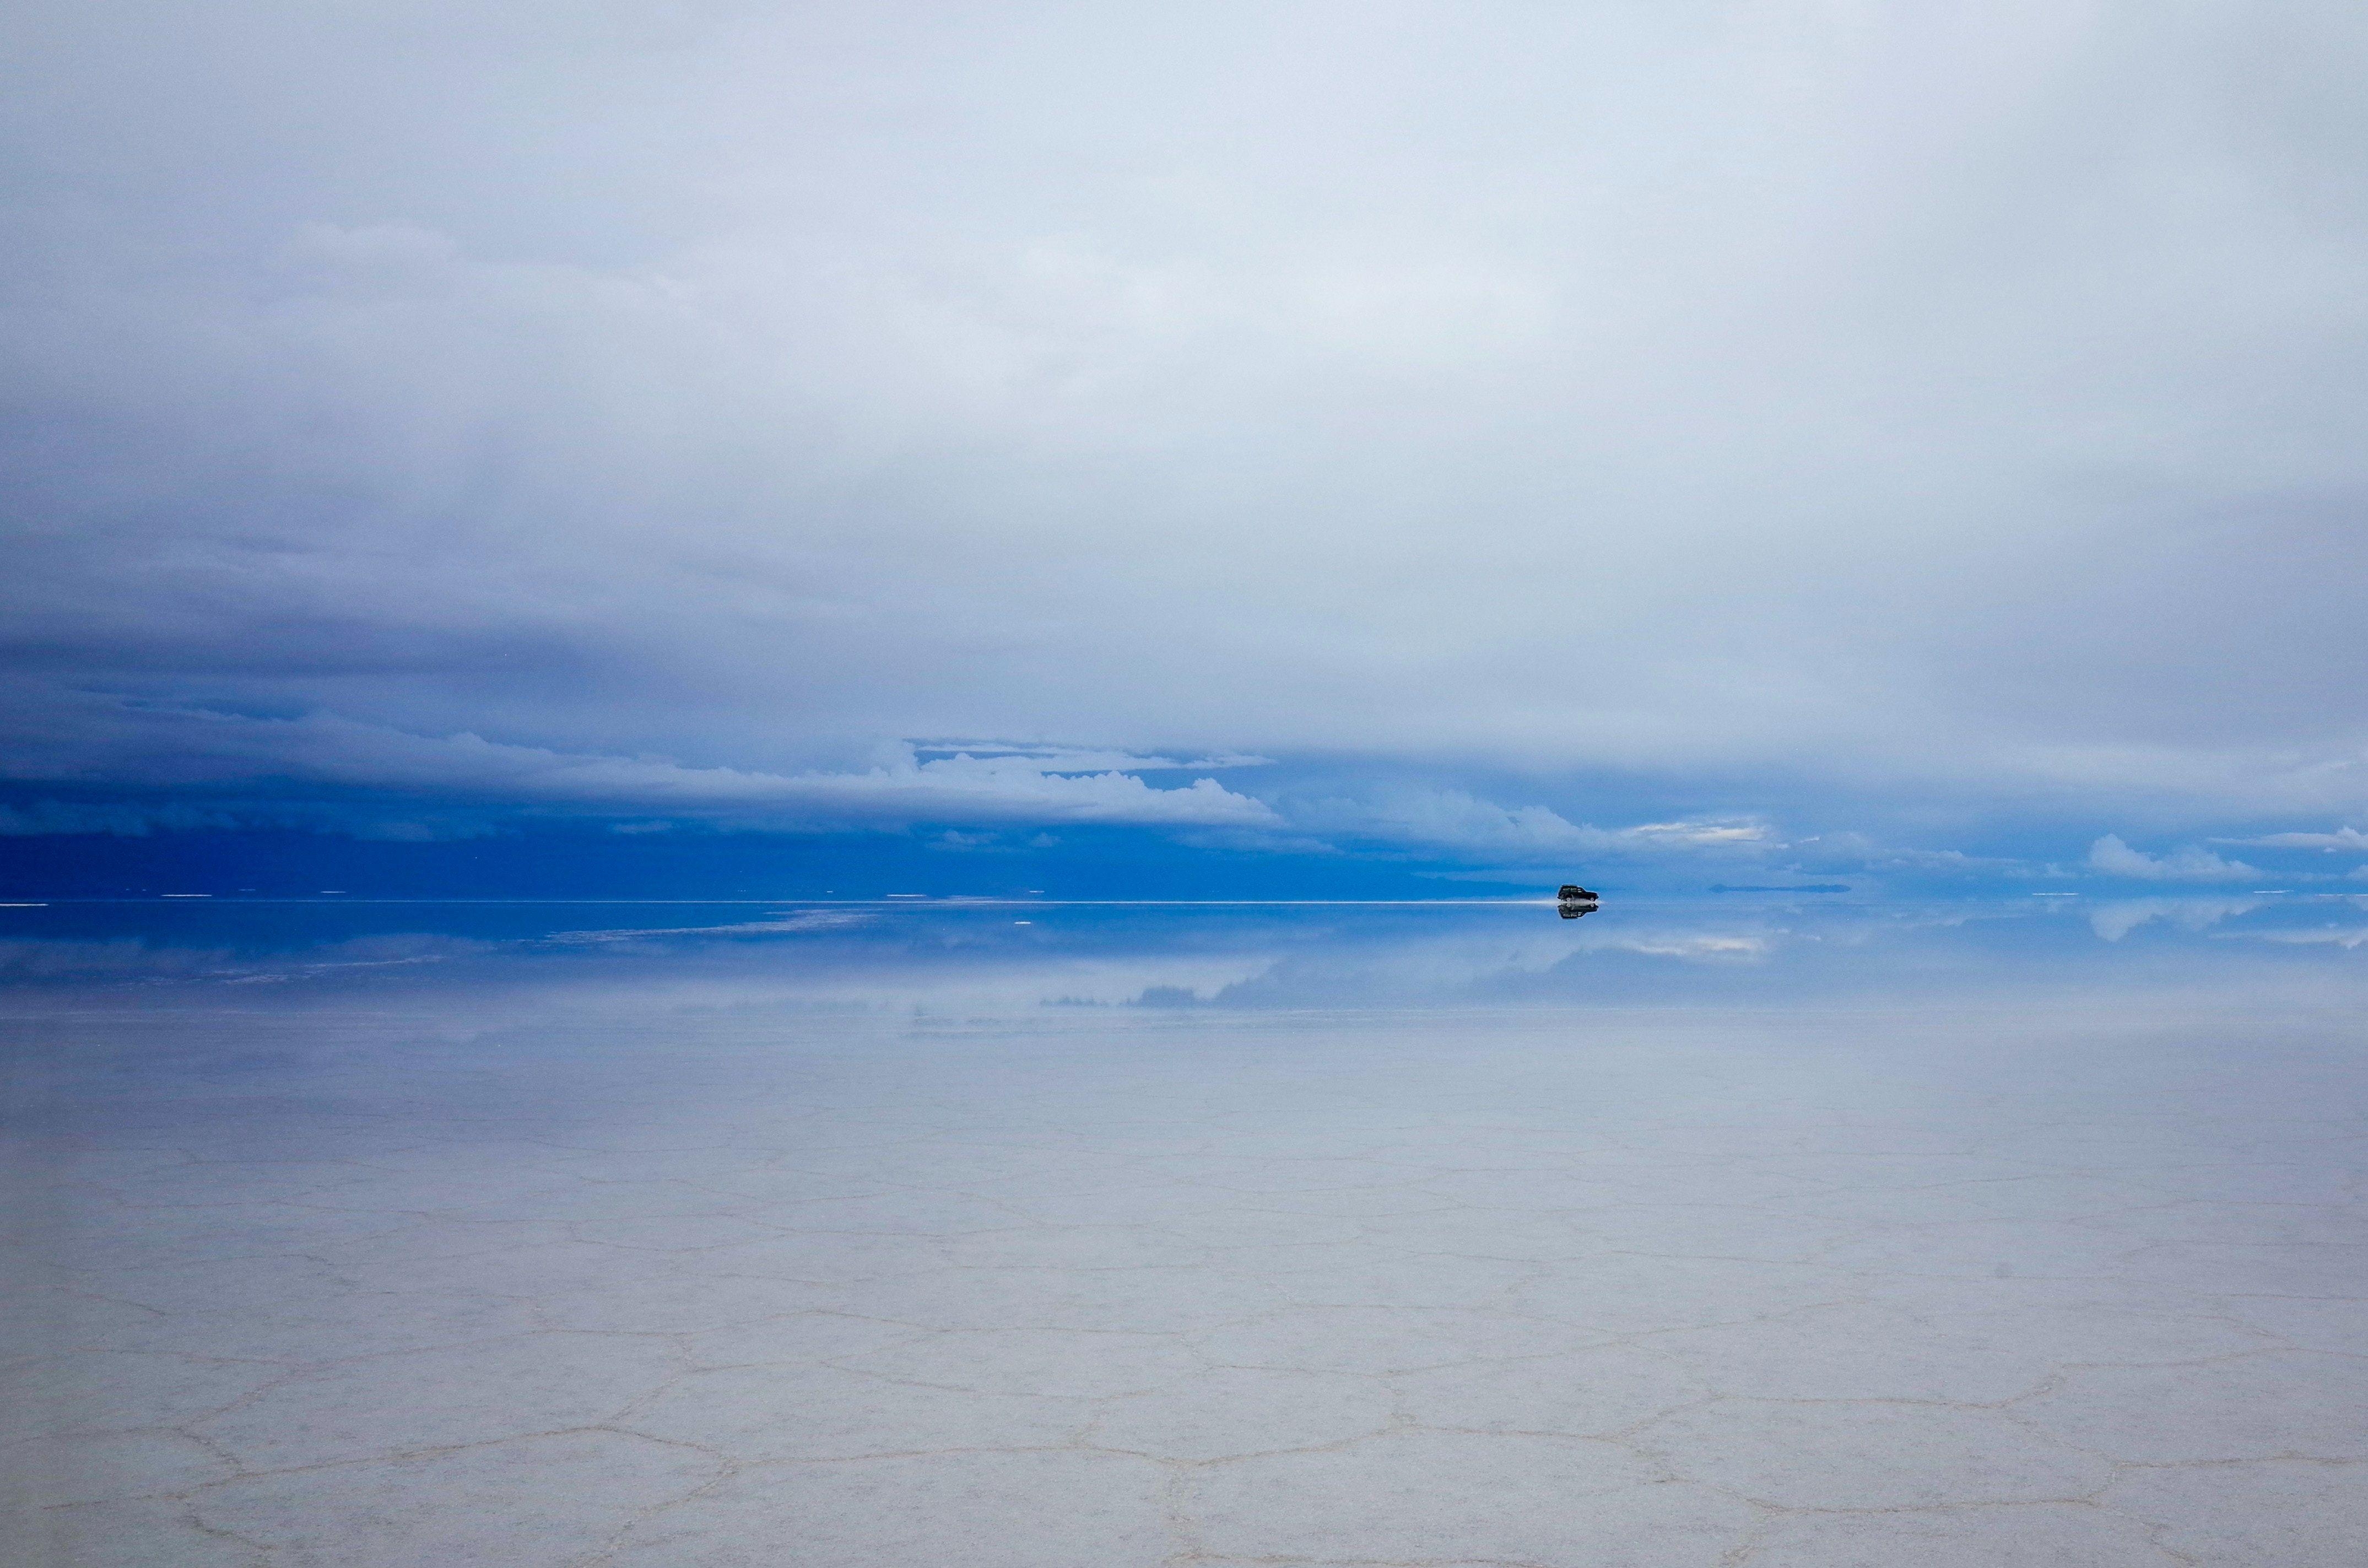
[2086,835,2260,883]
[0,702,1278,832]
[1615,936,1770,960]
[542,910,871,945]
[2256,927,2368,949]
[3,4,2366,832]
[0,801,246,836]
[2088,896,2263,941]
[2217,827,2368,851]
[0,796,496,841]
[1791,834,2020,876]
[1624,821,1780,848]
[912,743,1272,774]
[1291,786,1775,861]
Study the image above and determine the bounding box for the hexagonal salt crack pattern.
[621,1360,1090,1462]
[602,1450,1176,1568]
[1256,1248,1546,1310]
[190,1333,682,1469]
[90,1284,545,1364]
[15,975,2368,1565]
[1190,1305,1610,1375]
[1087,1365,1396,1460]
[2120,1241,2368,1299]
[1391,1342,1715,1437]
[1638,1398,2115,1510]
[2214,1294,2368,1355]
[1,1351,283,1446]
[1649,1300,2277,1406]
[1506,1253,1858,1334]
[816,1262,1295,1334]
[1179,1429,1756,1566]
[2014,1352,2368,1464]
[2100,1458,2368,1566]
[529,1271,840,1335]
[191,1432,723,1567]
[830,1326,1202,1399]
[677,1310,941,1370]
[1,1429,235,1511]
[2,1496,264,1568]
[1737,1502,2181,1566]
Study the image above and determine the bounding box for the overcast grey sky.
[3,2,2364,859]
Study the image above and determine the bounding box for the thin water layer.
[4,898,2365,1564]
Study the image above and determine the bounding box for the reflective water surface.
[5,896,2366,1565]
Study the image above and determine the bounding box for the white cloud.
[0,703,1279,831]
[1624,820,1780,848]
[2088,897,2263,941]
[2257,927,2368,949]
[2218,827,2368,851]
[1294,786,1774,861]
[1616,936,1769,960]
[3,4,2366,821]
[2086,835,2259,883]
[910,743,1271,775]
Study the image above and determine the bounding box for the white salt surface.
[4,906,2367,1564]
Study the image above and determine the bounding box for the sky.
[3,1,2365,896]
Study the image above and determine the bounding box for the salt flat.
[4,900,2365,1565]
